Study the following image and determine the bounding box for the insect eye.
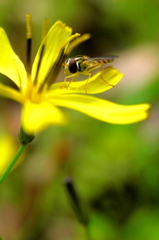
[68,59,78,73]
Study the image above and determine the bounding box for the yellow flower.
[0,18,150,135]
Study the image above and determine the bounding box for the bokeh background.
[0,0,159,240]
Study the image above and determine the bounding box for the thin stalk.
[26,14,32,74]
[64,176,88,225]
[64,176,92,240]
[0,144,26,184]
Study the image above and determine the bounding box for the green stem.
[0,144,26,184]
[64,176,88,225]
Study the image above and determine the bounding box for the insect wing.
[88,56,118,60]
[86,56,117,67]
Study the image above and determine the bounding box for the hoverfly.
[62,55,118,93]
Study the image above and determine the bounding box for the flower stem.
[64,176,91,239]
[0,144,26,184]
[64,176,88,225]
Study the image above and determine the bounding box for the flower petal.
[50,94,150,124]
[31,21,73,86]
[66,33,91,55]
[47,67,123,95]
[21,101,67,134]
[0,28,27,88]
[0,83,24,103]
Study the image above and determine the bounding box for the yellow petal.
[0,28,27,88]
[66,33,91,55]
[48,67,123,95]
[21,101,67,134]
[51,94,151,124]
[0,83,24,103]
[31,21,72,86]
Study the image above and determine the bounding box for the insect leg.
[100,66,114,88]
[84,73,92,94]
[67,73,79,88]
[60,73,78,89]
[60,75,73,89]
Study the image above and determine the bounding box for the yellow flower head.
[0,15,150,135]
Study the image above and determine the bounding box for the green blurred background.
[0,0,159,240]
